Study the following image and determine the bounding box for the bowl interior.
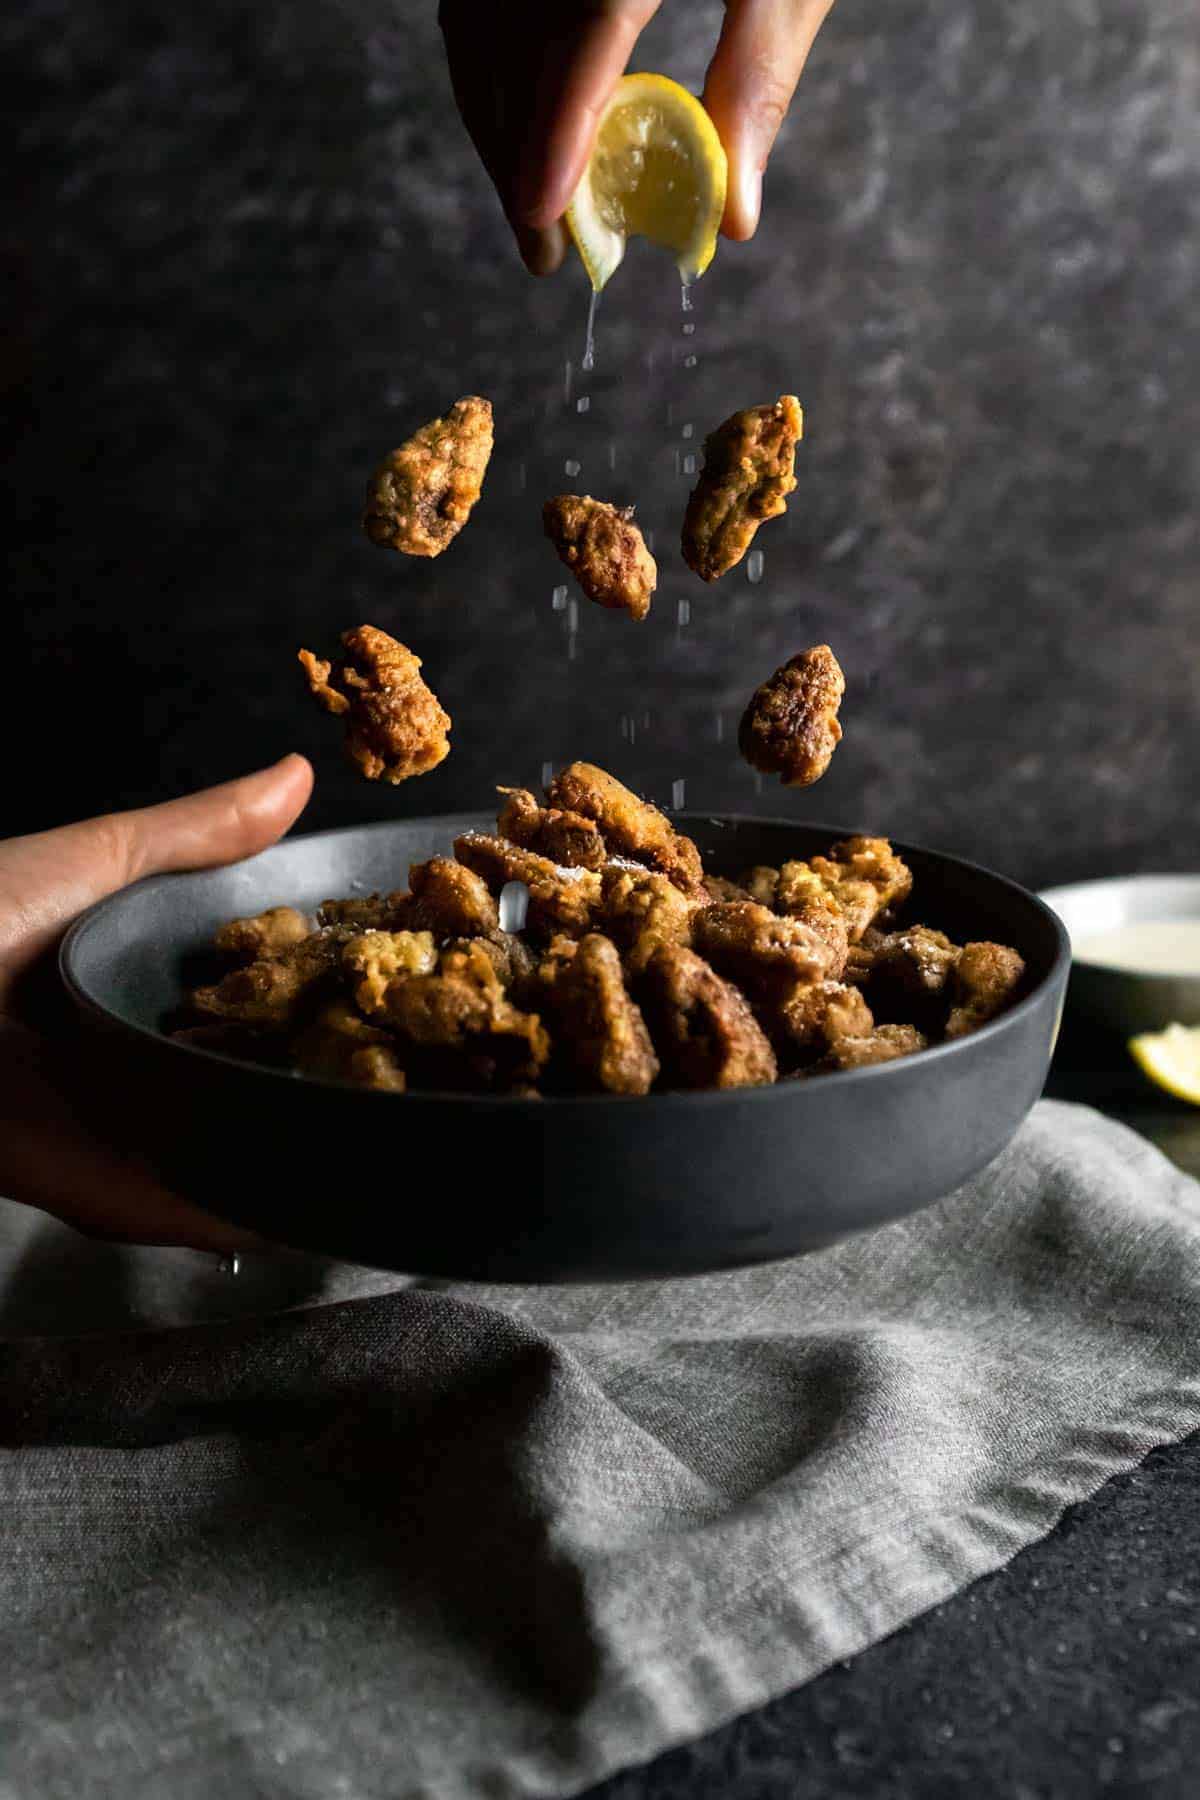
[64,812,1066,1064]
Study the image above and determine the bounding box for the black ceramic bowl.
[61,814,1069,1281]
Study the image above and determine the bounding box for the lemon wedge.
[567,73,728,292]
[1129,1023,1200,1105]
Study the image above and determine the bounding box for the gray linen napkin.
[3,1098,1200,1800]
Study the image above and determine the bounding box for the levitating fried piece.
[600,866,697,975]
[214,906,311,963]
[944,942,1026,1039]
[342,929,438,1014]
[808,1023,928,1075]
[867,927,962,1026]
[803,837,914,943]
[298,625,450,784]
[638,944,776,1091]
[381,940,549,1090]
[702,873,751,904]
[739,646,845,788]
[290,1000,406,1091]
[692,901,834,1010]
[496,787,607,870]
[404,856,500,941]
[537,933,659,1095]
[546,762,704,896]
[681,394,803,582]
[453,833,601,939]
[542,494,656,620]
[191,935,340,1029]
[363,396,493,557]
[779,979,874,1054]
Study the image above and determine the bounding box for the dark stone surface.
[4,1,1200,1793]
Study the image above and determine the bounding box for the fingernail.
[516,223,566,278]
[732,156,763,239]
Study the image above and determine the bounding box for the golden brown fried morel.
[381,941,549,1090]
[191,935,340,1029]
[692,902,835,1008]
[317,893,408,932]
[290,1001,407,1090]
[638,944,777,1090]
[739,646,845,788]
[866,927,961,1019]
[542,494,657,620]
[546,762,704,895]
[363,395,493,557]
[944,942,1026,1039]
[342,929,437,1014]
[214,906,310,962]
[496,787,607,870]
[803,838,914,942]
[600,866,697,974]
[453,833,601,939]
[779,979,875,1054]
[299,625,450,784]
[808,1023,928,1074]
[404,856,500,940]
[681,395,803,582]
[537,933,659,1095]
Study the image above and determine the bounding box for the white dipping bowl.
[1038,874,1200,1038]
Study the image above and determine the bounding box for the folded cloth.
[2,1099,1200,1800]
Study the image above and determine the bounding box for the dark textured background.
[4,2,1200,1795]
[4,0,1198,885]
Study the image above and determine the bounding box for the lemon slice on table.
[1129,1023,1200,1105]
[567,73,728,292]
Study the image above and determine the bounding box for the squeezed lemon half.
[1128,1023,1200,1105]
[566,73,728,292]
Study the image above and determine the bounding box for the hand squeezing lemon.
[567,74,728,292]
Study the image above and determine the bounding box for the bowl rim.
[61,810,1071,1111]
[1038,871,1200,985]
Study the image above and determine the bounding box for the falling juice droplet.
[666,402,675,425]
[753,772,765,796]
[567,634,578,662]
[715,713,725,743]
[567,598,579,633]
[683,353,698,369]
[682,453,697,475]
[515,460,527,492]
[540,760,554,788]
[576,395,590,414]
[673,449,682,476]
[564,458,581,477]
[607,442,618,470]
[643,529,655,553]
[498,880,530,934]
[746,550,765,584]
[672,779,686,809]
[681,422,694,439]
[676,598,691,627]
[563,360,573,404]
[680,280,693,314]
[681,320,696,337]
[582,288,599,373]
[552,584,568,611]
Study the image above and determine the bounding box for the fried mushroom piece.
[214,906,311,963]
[944,942,1026,1039]
[298,625,450,784]
[769,864,852,980]
[779,980,875,1055]
[739,645,845,788]
[546,762,705,896]
[342,929,438,1014]
[600,866,697,974]
[190,934,340,1029]
[363,396,493,557]
[317,893,408,932]
[807,1023,928,1074]
[453,832,601,939]
[692,902,835,1010]
[404,856,501,940]
[496,787,607,870]
[443,932,538,995]
[381,940,549,1090]
[865,926,962,1028]
[542,494,657,620]
[290,1000,407,1091]
[681,395,803,582]
[802,837,914,942]
[702,873,751,904]
[638,944,776,1091]
[537,933,659,1095]
[740,866,781,908]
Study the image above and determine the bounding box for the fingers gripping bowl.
[61,814,1069,1281]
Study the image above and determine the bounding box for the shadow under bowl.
[1039,874,1200,1041]
[61,814,1069,1282]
